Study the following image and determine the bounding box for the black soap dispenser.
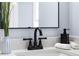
[60,29,70,44]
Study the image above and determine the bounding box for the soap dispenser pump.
[60,28,70,44]
[63,29,67,34]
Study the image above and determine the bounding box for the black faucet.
[23,27,47,50]
[28,27,47,50]
[34,27,43,48]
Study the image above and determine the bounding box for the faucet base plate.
[28,46,43,50]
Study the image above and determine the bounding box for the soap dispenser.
[60,29,70,44]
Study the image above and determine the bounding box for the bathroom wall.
[59,2,69,34]
[69,2,79,36]
[0,2,69,50]
[69,2,79,43]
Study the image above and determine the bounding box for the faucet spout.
[34,27,43,47]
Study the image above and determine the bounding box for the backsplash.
[0,36,79,50]
[0,37,59,50]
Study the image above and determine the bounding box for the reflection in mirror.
[0,2,3,29]
[33,2,39,27]
[9,2,33,28]
[39,2,58,27]
[9,3,18,28]
[9,2,39,28]
[0,2,59,28]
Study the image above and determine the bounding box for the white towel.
[70,41,79,49]
[54,43,71,50]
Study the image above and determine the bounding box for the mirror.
[0,2,59,29]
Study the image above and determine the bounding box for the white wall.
[59,2,69,33]
[69,2,79,36]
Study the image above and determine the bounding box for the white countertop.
[0,47,56,56]
[0,47,79,56]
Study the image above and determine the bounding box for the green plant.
[1,2,10,37]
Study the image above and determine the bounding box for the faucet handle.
[38,36,47,40]
[23,38,32,40]
[23,38,33,50]
[28,39,33,50]
[37,36,47,49]
[38,39,43,49]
